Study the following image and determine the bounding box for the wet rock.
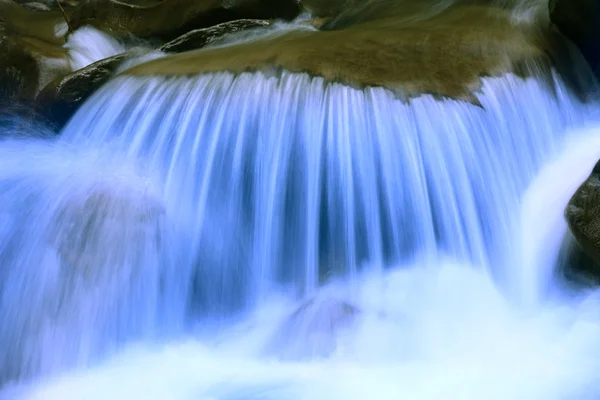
[20,2,52,12]
[550,0,600,75]
[565,159,600,279]
[0,0,70,45]
[126,4,546,101]
[0,34,71,102]
[0,36,40,100]
[160,19,271,53]
[556,231,600,287]
[36,53,126,128]
[269,297,359,360]
[68,0,301,40]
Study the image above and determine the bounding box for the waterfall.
[1,68,600,399]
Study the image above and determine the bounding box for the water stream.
[1,65,600,398]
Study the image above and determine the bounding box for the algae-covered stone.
[126,5,545,101]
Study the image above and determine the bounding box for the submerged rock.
[68,0,301,40]
[550,0,600,75]
[268,297,359,360]
[565,160,600,279]
[125,4,546,101]
[160,19,272,53]
[36,53,126,128]
[556,231,600,287]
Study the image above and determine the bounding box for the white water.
[1,70,600,398]
[65,26,127,71]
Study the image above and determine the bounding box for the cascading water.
[1,65,600,399]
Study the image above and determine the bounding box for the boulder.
[0,36,40,100]
[68,0,301,40]
[126,4,545,102]
[0,34,71,102]
[565,159,600,279]
[550,0,600,75]
[160,19,271,53]
[36,53,126,128]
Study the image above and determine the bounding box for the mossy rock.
[0,33,71,102]
[0,0,70,45]
[125,4,547,101]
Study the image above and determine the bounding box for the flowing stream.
[1,61,600,398]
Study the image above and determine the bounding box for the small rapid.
[0,66,600,398]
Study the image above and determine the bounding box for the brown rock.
[0,0,70,45]
[125,5,546,102]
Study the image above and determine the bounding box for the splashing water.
[64,26,127,71]
[1,68,600,398]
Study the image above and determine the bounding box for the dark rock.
[68,0,301,41]
[550,0,600,76]
[160,19,271,53]
[36,53,126,128]
[0,0,69,45]
[565,159,600,279]
[556,231,600,287]
[0,36,40,100]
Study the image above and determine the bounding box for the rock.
[0,36,40,100]
[550,0,600,75]
[268,297,359,360]
[36,53,126,128]
[556,231,600,286]
[68,0,301,40]
[20,2,52,12]
[0,0,70,45]
[0,34,71,102]
[126,4,546,102]
[160,19,271,53]
[565,159,600,279]
[301,0,346,18]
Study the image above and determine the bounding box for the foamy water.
[1,66,600,398]
[65,26,126,71]
[10,260,600,400]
